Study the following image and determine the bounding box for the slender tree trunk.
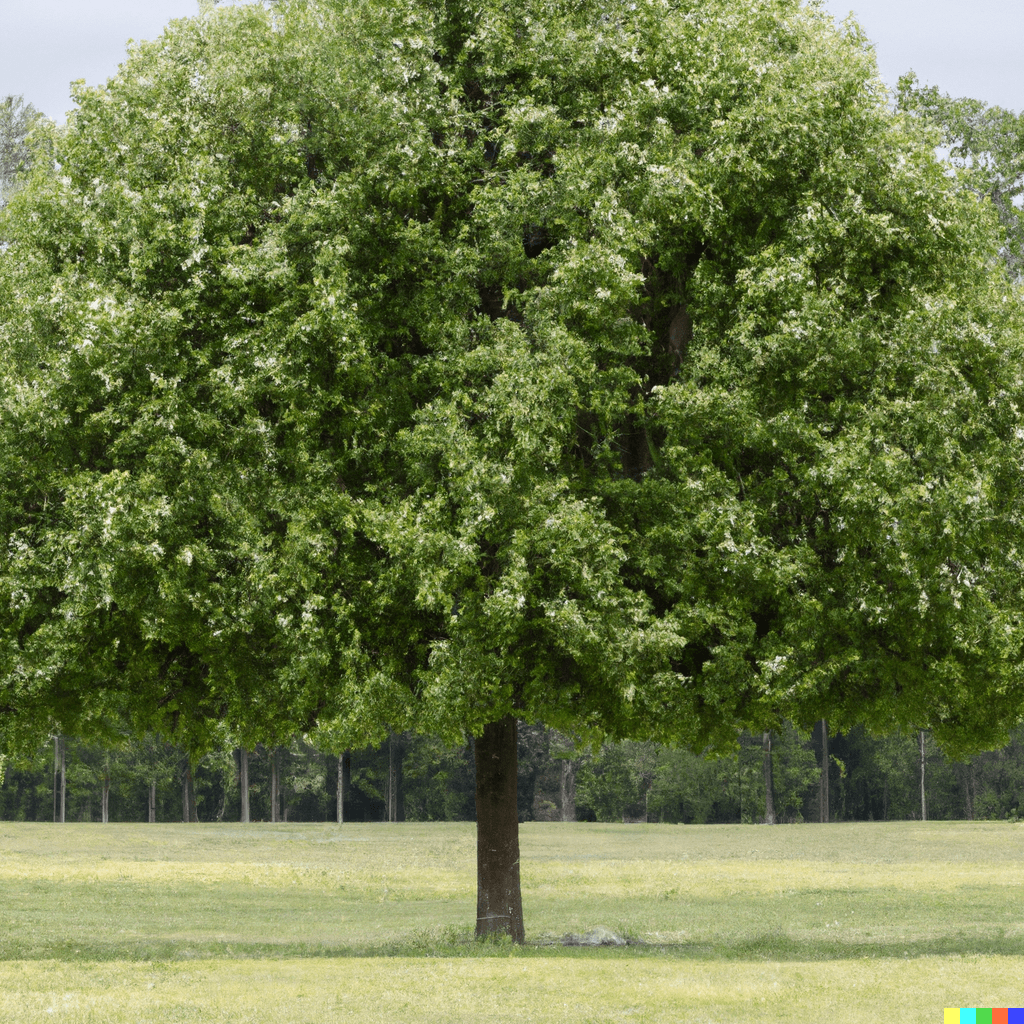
[385,735,394,822]
[271,748,280,823]
[474,716,525,942]
[737,747,742,823]
[818,719,829,823]
[919,730,927,822]
[762,731,776,825]
[386,733,405,822]
[53,735,64,824]
[182,763,198,823]
[560,758,577,822]
[101,769,110,824]
[239,747,250,824]
[395,734,404,821]
[149,780,157,823]
[342,753,350,823]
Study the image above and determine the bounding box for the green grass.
[1,821,1022,1021]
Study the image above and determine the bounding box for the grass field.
[0,820,1021,1022]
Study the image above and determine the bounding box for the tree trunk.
[182,763,198,823]
[560,758,577,822]
[149,780,157,823]
[762,731,776,825]
[271,748,280,823]
[101,772,110,824]
[53,735,65,824]
[737,747,742,822]
[386,733,405,822]
[239,747,250,823]
[342,753,350,823]
[818,719,829,823]
[919,730,927,822]
[474,716,525,943]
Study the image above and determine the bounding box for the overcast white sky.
[0,0,1021,122]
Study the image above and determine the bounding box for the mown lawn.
[0,820,1021,1022]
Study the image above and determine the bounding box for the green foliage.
[1,0,1023,766]
[897,73,1024,278]
[0,95,43,207]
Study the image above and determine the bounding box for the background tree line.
[3,721,1021,825]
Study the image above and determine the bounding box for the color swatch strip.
[944,1011,1024,1023]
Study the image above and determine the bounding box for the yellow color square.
[945,1011,961,1024]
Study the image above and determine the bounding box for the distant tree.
[0,95,42,207]
[897,73,1024,278]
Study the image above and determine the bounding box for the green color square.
[978,1011,994,1024]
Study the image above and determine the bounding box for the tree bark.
[271,747,280,823]
[239,747,250,823]
[474,716,525,942]
[919,730,927,822]
[762,731,776,825]
[560,758,577,822]
[818,719,829,823]
[101,770,110,824]
[149,780,157,823]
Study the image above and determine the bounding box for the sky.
[0,0,1021,123]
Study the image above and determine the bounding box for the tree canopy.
[2,0,1024,938]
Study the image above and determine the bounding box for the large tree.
[2,0,1024,940]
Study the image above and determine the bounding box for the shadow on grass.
[2,928,1019,964]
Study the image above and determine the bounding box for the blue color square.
[1007,1010,1024,1023]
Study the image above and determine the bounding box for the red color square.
[993,1012,1008,1024]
